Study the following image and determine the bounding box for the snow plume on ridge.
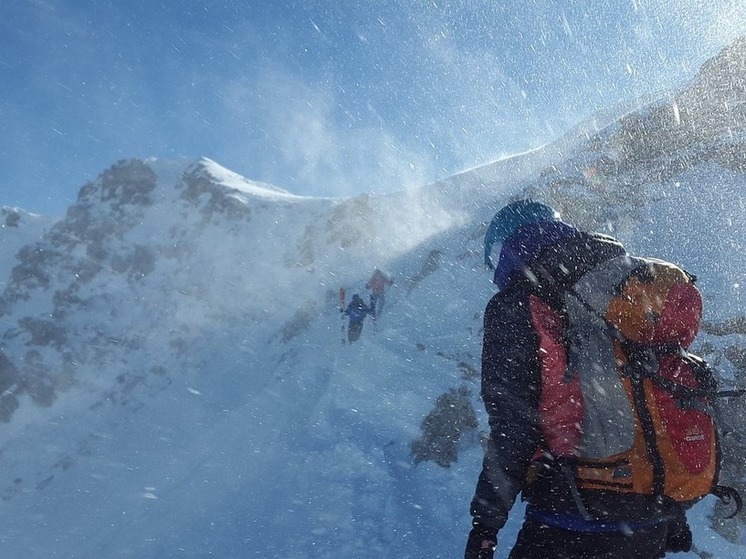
[196,157,302,200]
[0,151,485,559]
[0,153,469,429]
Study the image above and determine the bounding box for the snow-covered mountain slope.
[0,153,490,558]
[0,39,745,559]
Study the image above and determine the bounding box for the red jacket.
[365,270,392,296]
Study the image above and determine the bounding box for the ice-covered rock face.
[0,153,433,423]
[679,37,746,124]
[62,159,157,240]
[523,38,746,237]
[0,157,307,421]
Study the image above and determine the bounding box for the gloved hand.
[665,511,693,553]
[465,524,497,559]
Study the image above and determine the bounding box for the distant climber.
[344,294,373,343]
[365,268,393,319]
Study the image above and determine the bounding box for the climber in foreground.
[465,199,738,558]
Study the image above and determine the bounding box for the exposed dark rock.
[129,245,156,280]
[98,159,157,209]
[410,386,478,468]
[18,317,68,348]
[407,249,442,296]
[3,208,21,228]
[324,195,374,248]
[277,301,319,343]
[180,171,252,221]
[0,351,19,395]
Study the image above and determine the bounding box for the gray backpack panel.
[564,255,648,459]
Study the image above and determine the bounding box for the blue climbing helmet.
[483,199,559,269]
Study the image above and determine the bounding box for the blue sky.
[1,0,744,214]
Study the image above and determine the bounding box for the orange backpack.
[534,256,739,511]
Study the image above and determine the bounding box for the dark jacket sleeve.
[469,284,543,531]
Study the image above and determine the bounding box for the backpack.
[530,254,742,515]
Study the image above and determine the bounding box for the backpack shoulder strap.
[523,232,627,311]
